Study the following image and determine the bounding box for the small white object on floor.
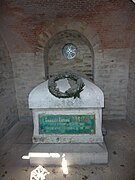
[30,165,50,180]
[62,154,68,175]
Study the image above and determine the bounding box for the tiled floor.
[0,120,135,180]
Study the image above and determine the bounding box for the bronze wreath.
[48,72,85,98]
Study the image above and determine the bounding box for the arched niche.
[36,20,103,83]
[44,30,94,81]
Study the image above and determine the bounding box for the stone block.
[29,142,108,166]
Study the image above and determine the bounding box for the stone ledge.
[32,135,103,144]
[29,142,108,166]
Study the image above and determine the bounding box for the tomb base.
[29,142,108,166]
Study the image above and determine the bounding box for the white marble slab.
[28,78,104,144]
[29,142,108,165]
[29,78,104,109]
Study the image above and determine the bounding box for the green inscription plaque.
[39,114,95,134]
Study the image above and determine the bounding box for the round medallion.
[62,43,77,60]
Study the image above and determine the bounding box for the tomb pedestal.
[29,143,108,166]
[28,78,108,165]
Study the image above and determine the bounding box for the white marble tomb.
[29,78,104,144]
[28,77,108,165]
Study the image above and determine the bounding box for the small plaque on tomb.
[39,114,95,134]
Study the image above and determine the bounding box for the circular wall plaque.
[62,43,77,60]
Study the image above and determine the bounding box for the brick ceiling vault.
[0,0,135,53]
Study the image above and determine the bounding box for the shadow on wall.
[0,34,18,138]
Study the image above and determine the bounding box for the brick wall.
[0,35,18,138]
[48,30,94,80]
[96,49,130,120]
[127,36,135,125]
[0,0,135,121]
[10,52,45,120]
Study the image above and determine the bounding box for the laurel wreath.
[48,72,85,98]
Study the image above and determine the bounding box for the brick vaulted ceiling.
[0,0,135,53]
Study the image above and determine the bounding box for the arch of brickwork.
[36,20,103,82]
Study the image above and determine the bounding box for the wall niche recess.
[45,30,94,81]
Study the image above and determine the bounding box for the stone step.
[29,142,108,166]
